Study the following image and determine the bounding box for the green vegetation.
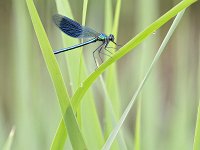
[0,0,198,149]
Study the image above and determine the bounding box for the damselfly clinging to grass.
[53,14,120,66]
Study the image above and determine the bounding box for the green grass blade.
[193,25,200,149]
[99,74,127,150]
[164,11,191,149]
[105,0,113,33]
[12,0,36,148]
[80,0,105,149]
[102,9,186,150]
[104,0,124,149]
[82,0,88,26]
[71,0,197,107]
[135,0,159,149]
[51,1,80,149]
[193,98,200,150]
[51,120,66,150]
[3,127,15,150]
[112,0,121,37]
[134,101,141,150]
[26,0,87,149]
[105,0,121,119]
[55,0,81,92]
[52,0,104,149]
[51,1,79,149]
[26,0,69,115]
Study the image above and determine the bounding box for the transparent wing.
[53,14,100,38]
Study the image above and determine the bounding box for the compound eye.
[110,34,114,41]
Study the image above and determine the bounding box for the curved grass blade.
[71,0,197,108]
[26,0,87,149]
[102,9,186,150]
[51,0,196,148]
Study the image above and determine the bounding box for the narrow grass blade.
[80,0,105,149]
[135,0,159,149]
[102,9,186,150]
[104,0,113,33]
[134,101,141,150]
[104,0,122,149]
[193,36,200,150]
[99,74,127,150]
[105,0,121,118]
[193,24,200,149]
[12,0,36,148]
[112,0,121,38]
[50,120,66,150]
[26,0,87,149]
[193,98,200,150]
[51,1,79,149]
[52,0,104,149]
[56,0,80,92]
[3,127,15,150]
[82,0,88,26]
[71,0,197,108]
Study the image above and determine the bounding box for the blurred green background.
[0,0,200,149]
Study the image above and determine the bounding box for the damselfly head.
[108,34,115,42]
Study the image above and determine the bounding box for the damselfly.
[53,14,119,66]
